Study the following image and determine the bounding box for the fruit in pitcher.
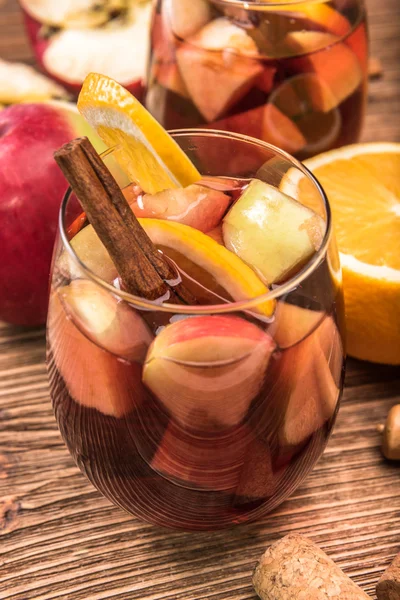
[130,184,230,232]
[167,0,211,39]
[176,43,263,122]
[211,104,306,155]
[189,18,258,56]
[0,102,103,326]
[59,279,153,361]
[223,179,325,285]
[143,315,275,429]
[286,32,363,111]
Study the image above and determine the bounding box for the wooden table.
[0,1,399,598]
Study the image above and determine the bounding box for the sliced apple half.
[42,3,151,87]
[176,41,263,122]
[143,315,275,429]
[59,279,153,362]
[48,285,150,417]
[0,59,69,104]
[20,0,128,28]
[286,32,363,111]
[211,103,306,155]
[130,185,230,233]
[223,179,325,285]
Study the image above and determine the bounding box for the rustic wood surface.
[0,0,399,598]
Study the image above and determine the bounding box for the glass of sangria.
[145,0,368,159]
[47,130,345,531]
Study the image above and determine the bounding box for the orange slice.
[66,218,275,316]
[281,142,400,364]
[77,73,201,193]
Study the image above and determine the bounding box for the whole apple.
[0,102,103,326]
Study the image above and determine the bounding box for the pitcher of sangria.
[145,0,368,159]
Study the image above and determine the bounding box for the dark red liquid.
[145,0,368,159]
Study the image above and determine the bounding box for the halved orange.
[77,73,201,194]
[282,142,400,364]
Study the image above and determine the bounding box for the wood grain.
[0,0,400,598]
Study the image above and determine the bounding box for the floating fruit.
[48,287,149,417]
[223,179,325,285]
[59,279,153,361]
[167,0,211,39]
[269,302,325,349]
[78,73,201,193]
[189,18,258,56]
[143,315,275,428]
[176,43,263,122]
[129,184,230,232]
[210,104,306,155]
[287,142,400,364]
[286,32,363,111]
[66,217,275,314]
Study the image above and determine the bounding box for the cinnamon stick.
[54,137,196,304]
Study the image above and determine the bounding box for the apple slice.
[223,179,325,285]
[276,316,342,448]
[48,286,151,417]
[167,0,212,39]
[211,104,306,155]
[130,184,230,233]
[269,302,325,349]
[153,61,189,98]
[286,32,363,111]
[151,420,254,491]
[176,42,263,122]
[142,315,275,429]
[189,18,258,56]
[59,279,153,362]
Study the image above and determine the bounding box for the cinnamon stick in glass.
[54,137,196,304]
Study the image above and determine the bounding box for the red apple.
[142,315,275,429]
[0,102,104,326]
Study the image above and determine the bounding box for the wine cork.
[253,534,370,600]
[376,553,400,600]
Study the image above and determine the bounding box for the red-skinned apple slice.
[210,104,306,155]
[151,420,255,491]
[59,279,153,362]
[48,286,151,418]
[276,316,342,448]
[130,185,230,233]
[269,302,325,349]
[286,32,363,111]
[142,315,275,429]
[176,43,263,122]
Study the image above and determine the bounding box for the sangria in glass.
[47,130,345,530]
[145,0,368,159]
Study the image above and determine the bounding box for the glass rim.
[59,128,332,315]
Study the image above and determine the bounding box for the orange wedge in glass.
[66,218,275,317]
[281,142,400,365]
[77,72,201,194]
